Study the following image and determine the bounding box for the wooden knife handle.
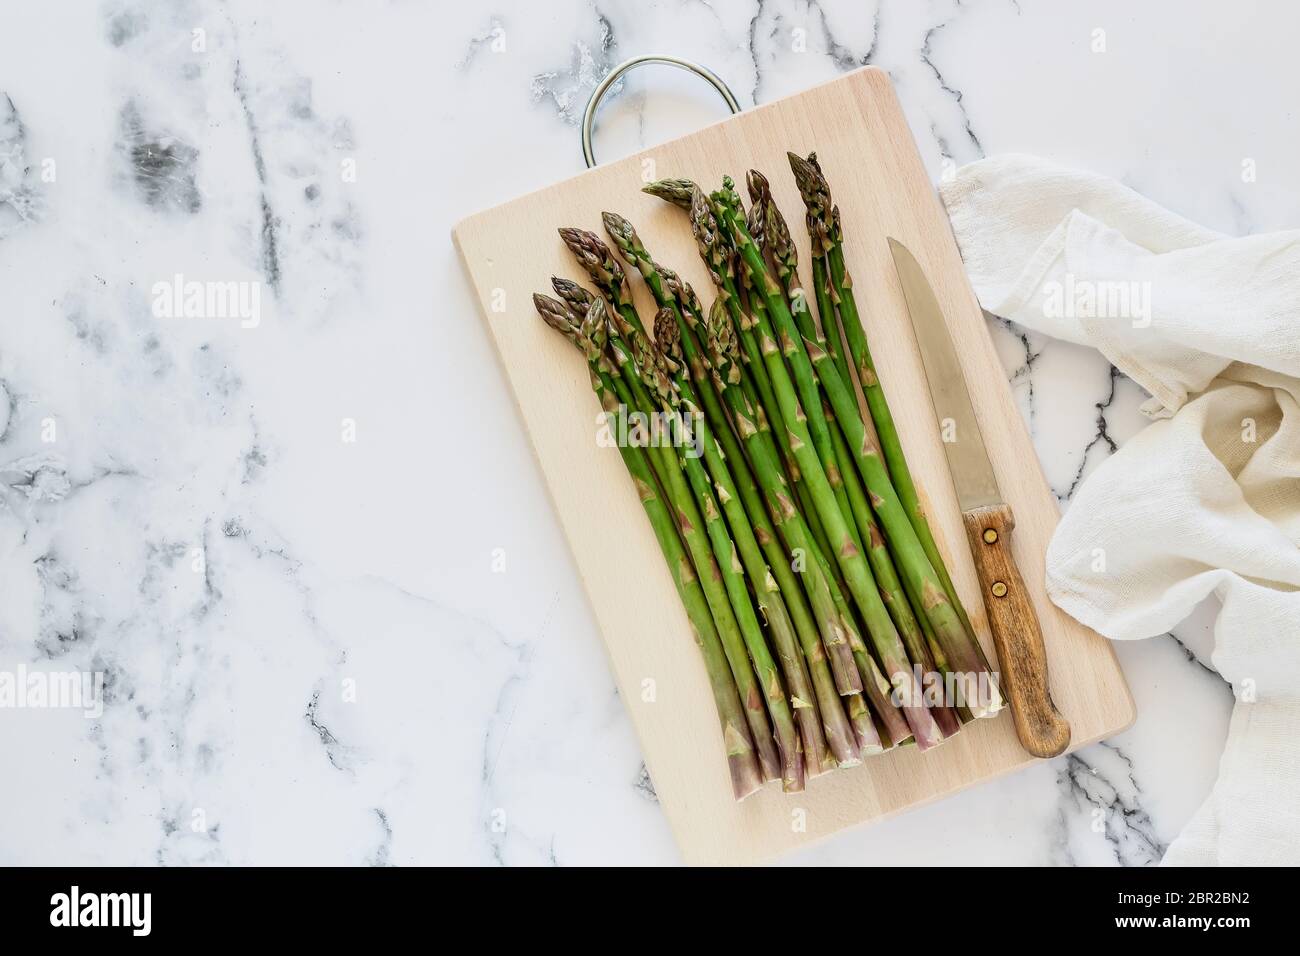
[962,504,1071,758]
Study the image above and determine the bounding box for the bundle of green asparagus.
[534,152,1002,800]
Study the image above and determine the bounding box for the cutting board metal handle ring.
[580,55,742,167]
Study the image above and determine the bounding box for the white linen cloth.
[939,155,1300,866]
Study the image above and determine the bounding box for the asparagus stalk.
[652,308,821,784]
[615,304,806,790]
[709,180,946,748]
[534,293,765,799]
[809,241,855,391]
[789,152,997,684]
[601,210,867,699]
[556,227,642,330]
[557,226,661,349]
[645,183,878,698]
[702,300,865,767]
[747,169,815,331]
[653,271,843,773]
[560,273,827,783]
[750,169,947,731]
[575,294,786,779]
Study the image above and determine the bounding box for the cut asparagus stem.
[801,515,914,748]
[855,643,914,749]
[825,399,962,738]
[534,293,765,799]
[844,687,884,755]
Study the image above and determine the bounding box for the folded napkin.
[939,155,1300,866]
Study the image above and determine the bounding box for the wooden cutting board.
[453,66,1135,865]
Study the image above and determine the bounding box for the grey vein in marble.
[0,93,42,237]
[1053,744,1166,867]
[530,5,619,125]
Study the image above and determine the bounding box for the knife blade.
[887,237,1071,759]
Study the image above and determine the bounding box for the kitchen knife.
[887,237,1071,759]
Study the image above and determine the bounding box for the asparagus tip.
[550,276,594,316]
[642,178,697,209]
[652,307,682,365]
[788,151,831,214]
[532,292,577,341]
[600,210,641,262]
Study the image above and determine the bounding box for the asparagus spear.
[759,193,958,735]
[747,169,815,329]
[710,179,946,747]
[789,151,995,681]
[557,227,661,348]
[556,227,641,328]
[700,299,864,767]
[652,308,821,784]
[613,302,806,790]
[559,273,831,781]
[644,183,875,698]
[601,210,867,697]
[574,293,786,779]
[534,293,765,799]
[652,271,842,773]
[651,181,921,741]
[600,290,811,785]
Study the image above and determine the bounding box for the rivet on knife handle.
[962,504,1070,758]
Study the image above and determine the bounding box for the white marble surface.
[2,0,1294,866]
